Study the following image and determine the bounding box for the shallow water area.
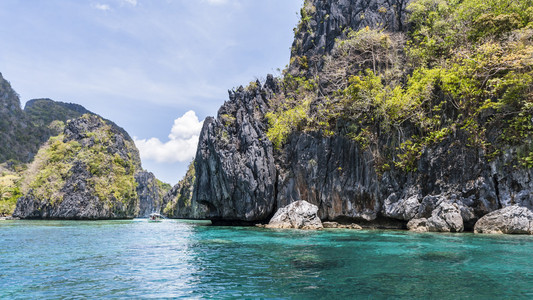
[1,219,533,299]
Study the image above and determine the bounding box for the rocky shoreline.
[4,200,533,235]
[253,201,533,235]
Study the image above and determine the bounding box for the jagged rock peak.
[291,0,410,63]
[192,75,279,221]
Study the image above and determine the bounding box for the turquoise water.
[1,220,533,299]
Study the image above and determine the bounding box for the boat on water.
[148,213,163,222]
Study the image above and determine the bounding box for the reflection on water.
[1,220,533,299]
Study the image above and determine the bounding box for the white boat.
[148,213,163,222]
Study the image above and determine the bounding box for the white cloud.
[93,3,111,11]
[134,110,204,163]
[169,110,205,139]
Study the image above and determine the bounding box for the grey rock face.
[290,0,411,74]
[14,161,137,219]
[12,194,43,219]
[192,76,278,221]
[162,162,207,219]
[277,133,380,221]
[275,129,530,229]
[135,171,163,218]
[426,202,464,232]
[266,200,323,230]
[171,0,533,231]
[474,206,533,234]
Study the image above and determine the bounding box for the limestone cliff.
[0,73,135,165]
[290,0,409,76]
[170,0,533,231]
[0,73,43,163]
[0,72,168,218]
[13,115,141,219]
[192,78,279,222]
[136,171,171,218]
[12,114,171,219]
[162,161,206,219]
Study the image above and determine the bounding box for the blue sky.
[0,0,303,184]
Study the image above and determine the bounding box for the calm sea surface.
[1,219,533,299]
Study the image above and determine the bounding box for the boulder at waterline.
[474,206,533,234]
[407,218,430,232]
[265,200,323,230]
[407,201,464,233]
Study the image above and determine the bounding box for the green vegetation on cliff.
[21,114,139,205]
[0,72,166,217]
[0,165,23,216]
[24,99,91,130]
[267,0,533,171]
[157,180,172,198]
[0,74,130,167]
[0,74,46,164]
[163,161,197,218]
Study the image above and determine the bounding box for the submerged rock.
[266,200,323,230]
[323,221,362,229]
[322,221,339,228]
[474,206,533,234]
[407,218,429,232]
